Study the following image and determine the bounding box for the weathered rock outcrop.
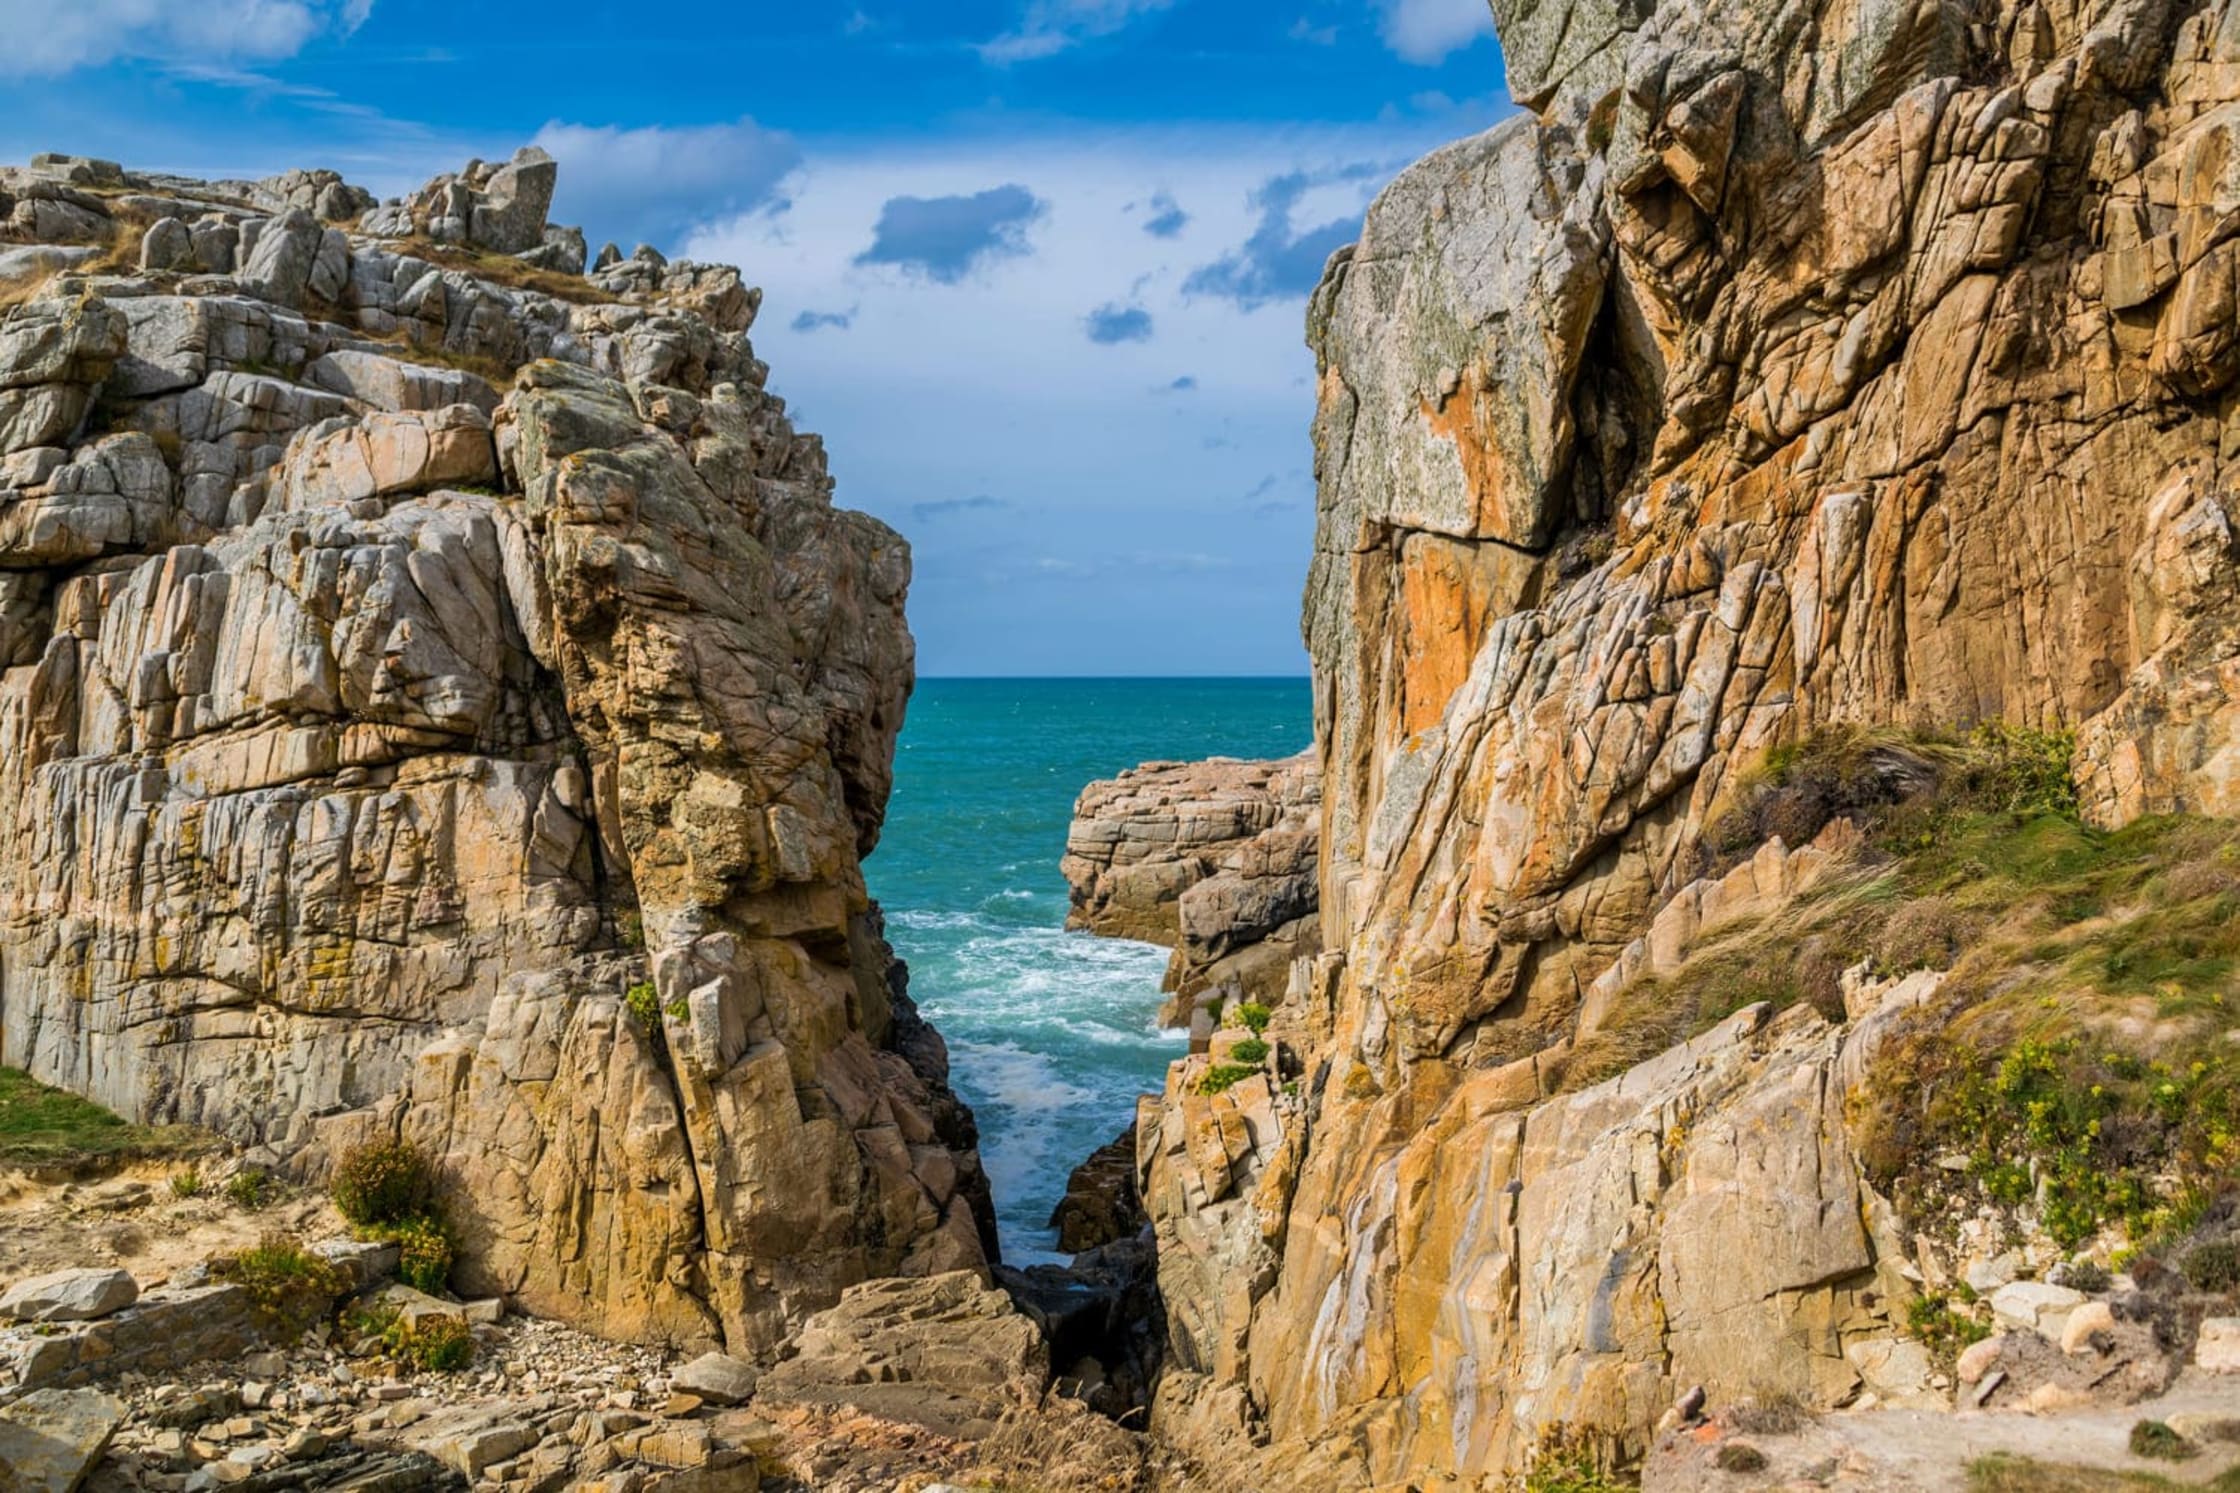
[1062,753,1319,1014]
[0,152,991,1361]
[1139,0,2240,1480]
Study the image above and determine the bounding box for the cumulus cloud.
[1183,164,1380,311]
[912,495,1011,522]
[981,0,1176,62]
[1378,0,1496,64]
[1143,191,1189,238]
[792,307,857,333]
[855,184,1047,284]
[531,117,800,252]
[1085,303,1155,344]
[0,0,370,77]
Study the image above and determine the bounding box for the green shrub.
[1198,1064,1261,1097]
[331,1140,435,1228]
[344,1300,475,1373]
[2185,1240,2240,1294]
[1229,1038,1271,1066]
[1233,1002,1272,1035]
[1906,1292,1990,1368]
[226,1170,270,1210]
[216,1234,349,1338]
[2128,1421,2194,1461]
[2061,1260,2111,1294]
[625,980,661,1029]
[393,1315,476,1373]
[169,1167,204,1199]
[371,1215,456,1295]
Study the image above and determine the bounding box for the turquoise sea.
[868,677,1313,1265]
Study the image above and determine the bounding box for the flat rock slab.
[672,1352,759,1407]
[0,1387,127,1492]
[0,1268,138,1323]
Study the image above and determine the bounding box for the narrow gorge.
[3,0,2240,1479]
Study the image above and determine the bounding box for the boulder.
[2200,1318,2240,1374]
[672,1352,759,1407]
[0,1388,127,1491]
[0,1267,139,1323]
[139,217,195,273]
[1062,751,1319,1011]
[758,1272,1047,1439]
[1989,1281,2087,1338]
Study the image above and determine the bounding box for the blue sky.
[1,0,1514,675]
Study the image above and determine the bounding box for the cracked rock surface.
[0,149,992,1361]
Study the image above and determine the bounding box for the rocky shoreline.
[1060,753,1318,1026]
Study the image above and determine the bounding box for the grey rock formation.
[758,1272,1049,1440]
[0,150,991,1362]
[1135,0,2240,1478]
[0,1268,138,1324]
[0,1388,126,1491]
[1062,752,1318,1013]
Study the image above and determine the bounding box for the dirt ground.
[0,1160,346,1289]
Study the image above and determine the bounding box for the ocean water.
[868,677,1313,1265]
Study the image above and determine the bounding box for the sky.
[0,0,1515,675]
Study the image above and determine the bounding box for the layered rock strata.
[1061,752,1319,1014]
[0,152,991,1360]
[1137,0,2240,1480]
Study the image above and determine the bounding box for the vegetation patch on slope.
[1566,724,2240,1271]
[0,1065,212,1170]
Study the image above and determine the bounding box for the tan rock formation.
[1062,753,1318,1012]
[0,153,989,1360]
[1141,0,2240,1479]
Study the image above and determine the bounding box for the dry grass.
[384,234,606,306]
[966,1391,1150,1492]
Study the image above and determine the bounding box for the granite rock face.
[0,153,990,1360]
[1062,752,1319,1013]
[1140,0,2240,1479]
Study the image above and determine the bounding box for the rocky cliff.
[1061,753,1319,1018]
[1134,0,2240,1480]
[0,150,991,1360]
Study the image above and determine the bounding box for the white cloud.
[530,118,801,252]
[677,120,1468,671]
[1378,0,1495,65]
[980,0,1176,63]
[0,0,370,77]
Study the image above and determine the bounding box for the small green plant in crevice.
[1229,1037,1271,1066]
[625,980,662,1029]
[226,1169,271,1210]
[615,910,646,950]
[215,1233,349,1339]
[2129,1421,2195,1462]
[169,1167,204,1199]
[1233,1002,1273,1035]
[1905,1291,1990,1369]
[1198,1064,1262,1097]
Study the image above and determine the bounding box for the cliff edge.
[1133,0,2240,1481]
